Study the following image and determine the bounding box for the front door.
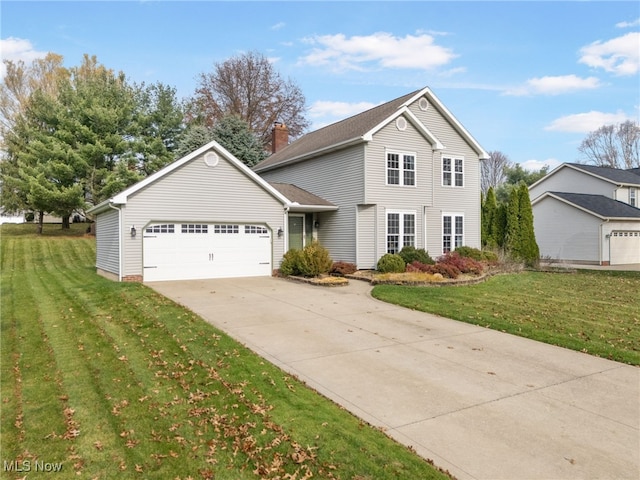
[288,214,304,250]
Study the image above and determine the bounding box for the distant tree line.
[0,51,308,232]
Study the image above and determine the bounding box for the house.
[88,141,336,282]
[254,86,489,269]
[529,163,640,265]
[89,86,487,281]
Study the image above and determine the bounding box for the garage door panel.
[143,223,272,281]
[610,231,640,265]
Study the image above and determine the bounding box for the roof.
[254,86,488,173]
[269,183,337,212]
[534,191,640,220]
[531,163,640,189]
[88,140,291,215]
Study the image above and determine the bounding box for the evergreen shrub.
[398,246,434,265]
[376,254,406,273]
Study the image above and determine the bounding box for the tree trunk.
[37,211,44,235]
[62,215,70,229]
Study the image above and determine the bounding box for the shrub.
[406,261,460,279]
[439,251,483,275]
[297,241,334,277]
[454,246,484,261]
[398,246,434,265]
[279,242,333,277]
[279,248,303,277]
[330,261,358,276]
[376,254,406,273]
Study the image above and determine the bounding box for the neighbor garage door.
[610,230,640,265]
[143,223,272,281]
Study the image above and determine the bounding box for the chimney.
[272,122,289,154]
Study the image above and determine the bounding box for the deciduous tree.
[578,120,640,169]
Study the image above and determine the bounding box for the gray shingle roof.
[567,163,640,185]
[269,183,335,207]
[548,192,640,219]
[254,89,421,172]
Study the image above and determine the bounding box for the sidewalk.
[149,277,640,480]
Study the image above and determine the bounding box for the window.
[443,214,463,253]
[245,225,268,234]
[213,224,239,234]
[145,224,174,234]
[442,157,463,187]
[630,188,637,207]
[181,224,208,233]
[387,151,416,186]
[386,211,416,254]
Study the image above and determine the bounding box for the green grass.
[1,224,450,480]
[372,270,640,365]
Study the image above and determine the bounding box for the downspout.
[107,202,123,281]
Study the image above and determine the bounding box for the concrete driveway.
[149,277,639,480]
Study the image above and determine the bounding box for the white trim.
[441,155,465,188]
[365,107,444,151]
[385,209,417,254]
[531,192,639,221]
[385,149,417,187]
[442,212,464,254]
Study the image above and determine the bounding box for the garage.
[610,230,640,265]
[143,222,272,282]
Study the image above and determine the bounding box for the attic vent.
[396,117,407,131]
[204,151,219,167]
[419,98,429,111]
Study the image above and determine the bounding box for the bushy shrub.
[279,248,303,277]
[330,261,358,276]
[406,261,460,279]
[398,246,434,265]
[298,242,334,277]
[455,246,499,264]
[376,253,406,273]
[439,251,484,275]
[279,242,333,277]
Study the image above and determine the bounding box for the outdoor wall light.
[277,227,283,238]
[130,226,137,238]
[314,221,320,229]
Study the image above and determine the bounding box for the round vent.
[419,98,429,111]
[204,151,219,167]
[396,117,407,131]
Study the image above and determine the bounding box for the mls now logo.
[3,460,63,472]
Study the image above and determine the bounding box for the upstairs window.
[387,151,416,186]
[443,157,463,187]
[630,188,637,207]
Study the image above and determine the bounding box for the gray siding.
[529,167,614,201]
[95,207,120,276]
[533,196,600,263]
[357,204,377,268]
[121,150,286,278]
[259,144,365,263]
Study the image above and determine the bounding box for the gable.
[529,164,618,200]
[532,191,640,220]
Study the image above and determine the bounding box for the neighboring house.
[89,86,487,282]
[254,86,489,269]
[529,163,640,265]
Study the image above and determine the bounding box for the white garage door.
[610,231,640,265]
[143,223,272,281]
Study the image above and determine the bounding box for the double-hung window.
[387,151,416,186]
[387,211,416,254]
[442,156,463,187]
[630,187,637,207]
[442,214,464,253]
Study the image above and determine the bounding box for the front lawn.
[372,270,640,365]
[0,225,450,480]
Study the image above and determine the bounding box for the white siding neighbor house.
[529,163,640,265]
[254,86,489,269]
[90,86,487,281]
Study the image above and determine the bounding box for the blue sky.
[2,1,639,171]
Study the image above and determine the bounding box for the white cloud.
[0,37,48,78]
[545,110,632,133]
[519,158,561,172]
[309,100,379,119]
[270,22,285,31]
[505,75,602,96]
[299,32,457,73]
[616,18,640,28]
[579,31,640,76]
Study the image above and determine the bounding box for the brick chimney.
[271,122,289,154]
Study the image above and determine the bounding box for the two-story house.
[88,86,488,282]
[529,163,640,265]
[255,86,489,269]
